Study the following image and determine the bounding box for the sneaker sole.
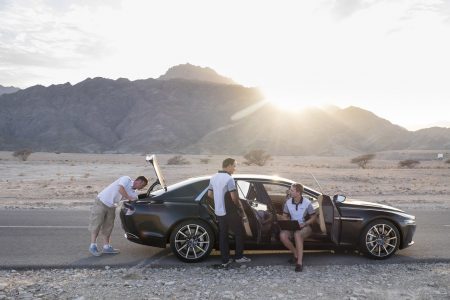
[89,250,102,257]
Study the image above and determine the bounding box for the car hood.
[340,198,404,213]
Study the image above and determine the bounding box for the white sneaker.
[103,245,120,254]
[219,258,233,268]
[235,256,251,263]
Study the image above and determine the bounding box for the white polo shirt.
[97,176,138,208]
[283,197,315,223]
[208,171,236,216]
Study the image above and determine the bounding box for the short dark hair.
[291,183,303,194]
[222,158,236,168]
[136,176,148,185]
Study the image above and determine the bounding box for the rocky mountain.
[1,65,449,155]
[0,85,20,96]
[158,63,235,85]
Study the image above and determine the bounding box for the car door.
[321,195,341,244]
[235,180,274,243]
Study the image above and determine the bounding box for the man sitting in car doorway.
[279,183,317,272]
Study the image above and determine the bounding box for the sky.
[1,0,450,130]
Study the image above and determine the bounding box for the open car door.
[321,195,340,244]
[235,180,275,243]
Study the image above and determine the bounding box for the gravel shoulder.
[1,263,449,300]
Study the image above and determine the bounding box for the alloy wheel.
[174,224,211,260]
[365,222,398,258]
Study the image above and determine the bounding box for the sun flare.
[262,87,327,112]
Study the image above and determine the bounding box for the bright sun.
[262,87,326,112]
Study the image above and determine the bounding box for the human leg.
[280,230,297,258]
[228,211,244,259]
[100,206,119,253]
[217,215,230,264]
[294,226,312,266]
[88,199,107,256]
[294,231,305,264]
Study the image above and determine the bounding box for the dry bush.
[445,159,450,164]
[167,155,190,165]
[398,159,420,168]
[12,149,32,161]
[200,158,210,164]
[243,149,272,166]
[351,153,375,169]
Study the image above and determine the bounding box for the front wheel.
[170,219,215,263]
[360,219,400,259]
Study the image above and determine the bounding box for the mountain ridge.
[1,65,449,155]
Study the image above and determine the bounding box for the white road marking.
[0,225,86,228]
[444,225,450,227]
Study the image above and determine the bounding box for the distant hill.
[0,85,20,96]
[1,65,449,155]
[158,63,236,85]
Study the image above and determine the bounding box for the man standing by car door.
[207,158,251,268]
[88,175,148,256]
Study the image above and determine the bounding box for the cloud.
[0,1,112,70]
[330,0,378,20]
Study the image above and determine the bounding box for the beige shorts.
[281,225,312,239]
[88,198,117,237]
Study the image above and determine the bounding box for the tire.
[360,219,400,259]
[170,219,215,263]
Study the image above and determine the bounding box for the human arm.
[299,202,317,228]
[280,201,290,220]
[299,213,317,229]
[119,185,137,201]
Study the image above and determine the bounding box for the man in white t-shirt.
[88,175,147,256]
[280,183,317,272]
[207,158,251,268]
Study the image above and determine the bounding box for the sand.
[0,151,448,210]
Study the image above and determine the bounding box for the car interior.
[203,180,335,244]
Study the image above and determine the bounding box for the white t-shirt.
[98,176,138,207]
[283,197,315,224]
[208,171,236,216]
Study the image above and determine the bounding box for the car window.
[263,183,289,197]
[236,180,260,201]
[262,182,319,213]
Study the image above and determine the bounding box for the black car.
[120,155,416,262]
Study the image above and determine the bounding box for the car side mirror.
[333,194,346,203]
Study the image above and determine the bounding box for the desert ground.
[0,150,448,210]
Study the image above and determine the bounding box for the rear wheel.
[170,219,214,263]
[360,219,400,259]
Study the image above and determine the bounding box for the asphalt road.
[0,209,449,269]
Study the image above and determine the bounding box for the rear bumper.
[120,206,167,248]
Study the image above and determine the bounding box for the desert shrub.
[398,159,420,168]
[243,149,271,166]
[200,158,210,164]
[445,159,450,164]
[350,153,375,169]
[12,149,32,161]
[167,155,190,165]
